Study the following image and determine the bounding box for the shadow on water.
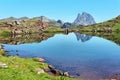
[0,33,56,45]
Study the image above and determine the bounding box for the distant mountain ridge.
[0,12,96,28]
[0,17,29,21]
[0,16,64,27]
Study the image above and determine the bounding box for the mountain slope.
[76,15,120,32]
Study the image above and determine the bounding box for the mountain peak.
[78,13,81,17]
[82,12,88,15]
[74,12,96,26]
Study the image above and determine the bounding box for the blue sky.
[0,0,120,23]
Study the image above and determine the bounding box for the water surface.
[3,33,120,80]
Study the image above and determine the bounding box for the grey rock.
[50,69,63,76]
[34,16,54,23]
[61,22,76,28]
[35,68,45,74]
[63,72,69,77]
[38,58,46,63]
[48,65,55,69]
[74,12,96,26]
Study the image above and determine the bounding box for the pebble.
[0,62,8,68]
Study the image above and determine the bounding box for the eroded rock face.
[74,12,96,26]
[62,22,76,28]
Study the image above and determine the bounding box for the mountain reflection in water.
[74,33,92,42]
[2,32,120,80]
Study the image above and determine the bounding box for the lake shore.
[0,44,75,80]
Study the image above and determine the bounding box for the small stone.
[111,79,116,80]
[50,69,63,76]
[38,58,45,63]
[44,68,50,72]
[36,68,45,74]
[64,72,69,77]
[0,62,8,68]
[55,70,63,76]
[76,73,80,76]
[48,65,55,69]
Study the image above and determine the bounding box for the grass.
[0,49,75,80]
[1,31,11,37]
[74,15,120,32]
[44,27,64,33]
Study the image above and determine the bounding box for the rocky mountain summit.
[62,12,96,28]
[74,12,96,26]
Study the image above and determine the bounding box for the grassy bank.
[44,27,64,33]
[0,48,74,80]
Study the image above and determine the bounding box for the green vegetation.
[75,15,120,32]
[78,31,120,46]
[22,18,39,27]
[44,27,64,33]
[0,49,75,80]
[0,15,120,80]
[1,31,11,37]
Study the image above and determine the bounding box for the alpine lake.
[1,32,120,80]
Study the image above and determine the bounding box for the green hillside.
[76,15,120,32]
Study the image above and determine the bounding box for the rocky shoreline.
[35,57,72,77]
[1,44,120,80]
[0,44,73,78]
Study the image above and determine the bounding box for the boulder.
[48,65,63,76]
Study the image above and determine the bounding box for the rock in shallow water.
[38,58,46,63]
[48,65,55,69]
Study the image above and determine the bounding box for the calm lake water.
[3,33,120,80]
